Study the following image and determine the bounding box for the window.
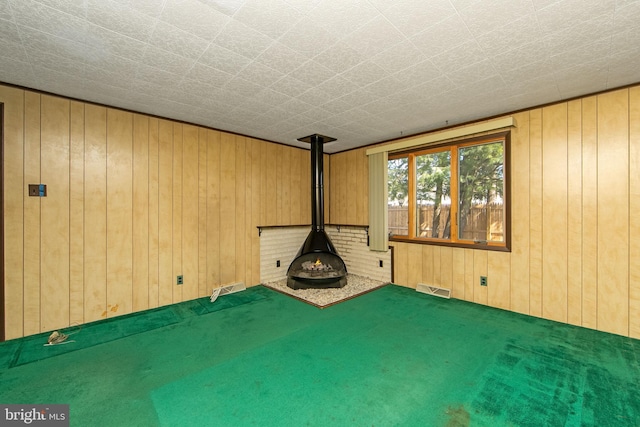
[388,132,509,250]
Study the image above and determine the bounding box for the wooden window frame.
[388,131,511,252]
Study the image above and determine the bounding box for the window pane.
[415,151,451,239]
[458,141,505,242]
[388,157,409,236]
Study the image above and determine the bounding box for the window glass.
[388,157,409,237]
[415,150,451,239]
[458,141,504,243]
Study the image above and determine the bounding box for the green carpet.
[1,285,638,426]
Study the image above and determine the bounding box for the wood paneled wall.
[329,86,640,339]
[1,85,312,339]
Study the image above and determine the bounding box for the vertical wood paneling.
[406,243,422,287]
[235,136,246,285]
[488,251,510,310]
[529,109,543,317]
[132,114,149,312]
[250,138,262,286]
[597,90,629,336]
[464,249,474,301]
[106,109,132,318]
[440,247,452,291]
[420,245,433,286]
[301,149,311,225]
[198,129,208,297]
[542,103,568,322]
[206,130,221,289]
[473,250,488,305]
[40,95,70,331]
[1,86,25,339]
[249,141,258,285]
[23,92,41,335]
[148,118,160,308]
[84,105,107,322]
[172,124,183,303]
[182,125,199,300]
[392,243,408,287]
[451,248,465,299]
[220,133,236,284]
[346,150,358,224]
[581,96,598,329]
[510,111,530,315]
[69,101,85,324]
[157,120,173,307]
[356,148,366,225]
[266,145,277,225]
[629,86,640,339]
[567,100,583,326]
[290,145,301,224]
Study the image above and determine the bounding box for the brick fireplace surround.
[259,225,391,285]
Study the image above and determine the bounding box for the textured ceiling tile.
[235,0,303,39]
[410,14,473,57]
[27,0,88,18]
[297,87,335,105]
[161,0,230,40]
[371,40,427,73]
[198,44,253,74]
[10,0,89,43]
[109,0,166,18]
[214,19,274,60]
[309,0,380,36]
[431,40,487,72]
[142,45,197,75]
[148,21,210,60]
[340,61,389,88]
[381,0,457,38]
[134,63,182,87]
[282,0,323,14]
[395,59,442,88]
[288,60,336,86]
[490,39,551,72]
[86,0,157,42]
[82,24,148,62]
[0,58,35,85]
[535,0,614,33]
[459,0,535,37]
[196,0,247,17]
[343,15,406,57]
[255,42,309,74]
[315,74,354,98]
[237,61,285,87]
[312,41,365,74]
[278,16,338,57]
[547,37,612,73]
[0,37,29,63]
[252,87,293,106]
[223,76,264,97]
[270,76,313,97]
[445,58,499,87]
[476,14,542,57]
[499,59,556,84]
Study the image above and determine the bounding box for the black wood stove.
[287,134,347,289]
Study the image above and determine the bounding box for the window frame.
[388,131,511,252]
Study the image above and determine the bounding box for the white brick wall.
[259,225,391,283]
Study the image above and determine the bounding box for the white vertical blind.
[368,151,388,252]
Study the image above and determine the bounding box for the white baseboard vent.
[416,283,451,299]
[210,282,246,302]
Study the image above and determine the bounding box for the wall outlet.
[177,275,183,285]
[480,276,488,286]
[379,260,383,267]
[276,260,281,267]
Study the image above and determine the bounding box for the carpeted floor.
[1,285,639,426]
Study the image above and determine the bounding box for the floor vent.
[210,282,246,302]
[416,283,451,299]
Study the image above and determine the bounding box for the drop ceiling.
[1,0,639,153]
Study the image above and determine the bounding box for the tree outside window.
[387,132,509,251]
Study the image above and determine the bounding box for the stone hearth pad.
[262,274,388,308]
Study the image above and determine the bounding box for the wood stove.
[287,134,347,289]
